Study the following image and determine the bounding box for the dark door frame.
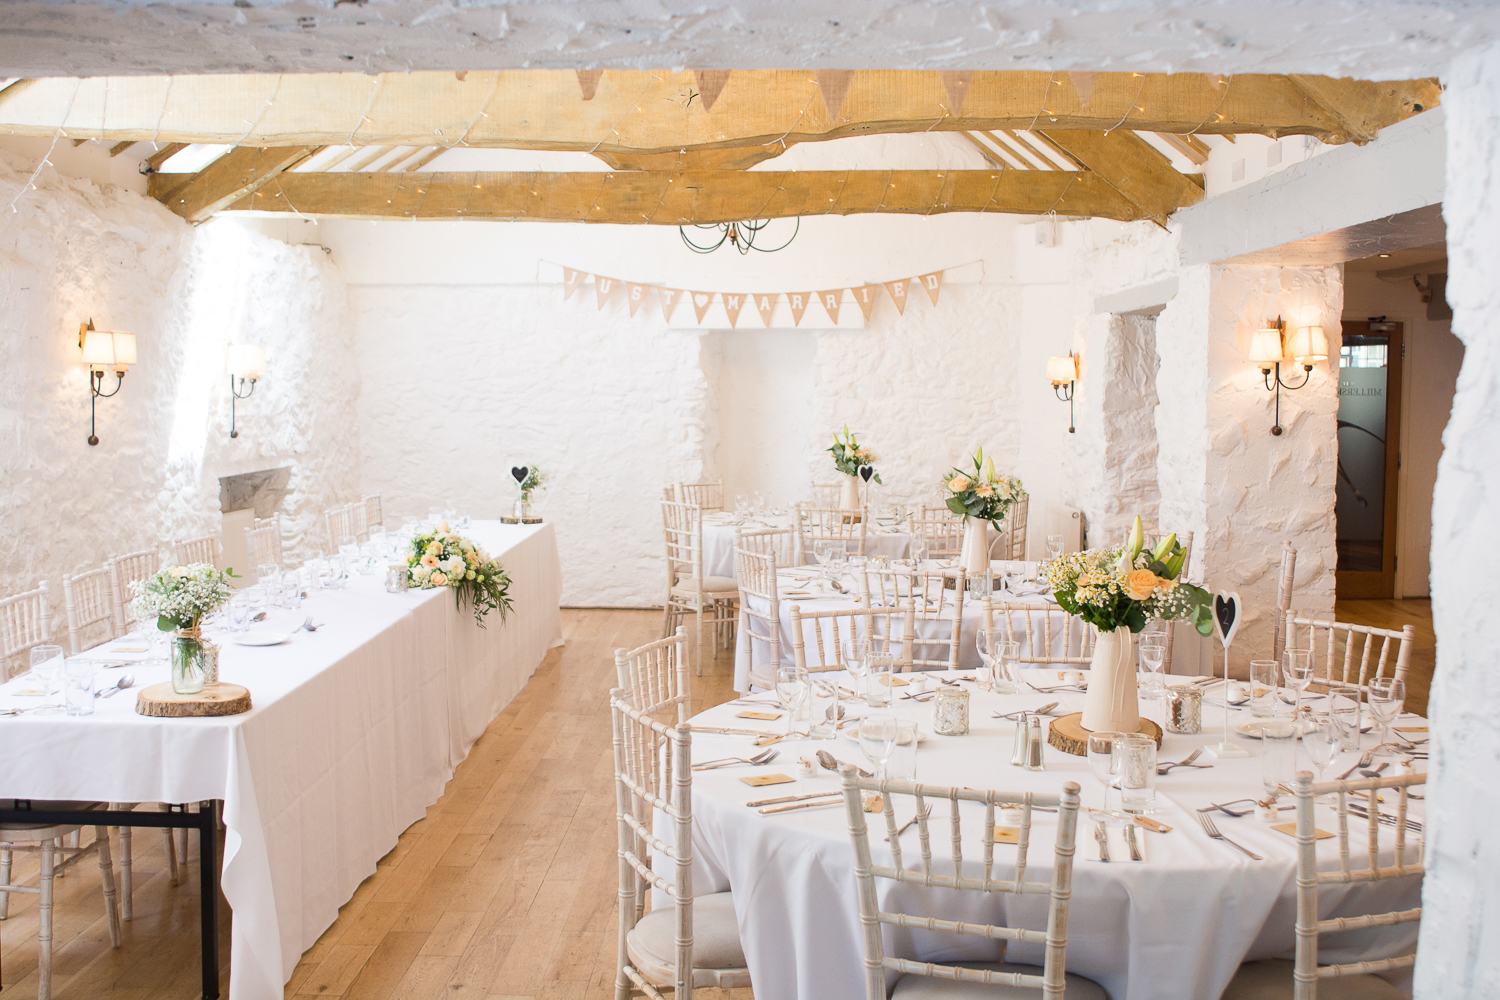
[1336,320,1404,599]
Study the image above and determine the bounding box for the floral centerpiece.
[941,448,1025,574]
[828,426,879,509]
[408,523,514,626]
[518,466,548,493]
[132,563,238,695]
[1045,516,1213,732]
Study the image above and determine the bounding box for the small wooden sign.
[741,773,795,787]
[136,682,252,718]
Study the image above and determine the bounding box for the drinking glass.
[1302,717,1340,786]
[1284,648,1314,718]
[1045,533,1065,561]
[866,651,895,707]
[428,506,445,527]
[337,534,360,570]
[808,678,840,739]
[256,563,280,590]
[753,492,766,515]
[228,592,253,632]
[813,540,831,569]
[1087,731,1125,810]
[775,665,809,736]
[1261,720,1299,797]
[909,537,929,570]
[1115,734,1158,814]
[858,714,900,780]
[1249,659,1282,718]
[735,496,751,522]
[887,720,920,781]
[64,658,96,716]
[1138,636,1167,693]
[975,628,996,692]
[30,645,65,714]
[1367,677,1405,754]
[841,637,869,700]
[1330,691,1362,751]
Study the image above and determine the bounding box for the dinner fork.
[692,749,780,771]
[1336,747,1379,781]
[1195,810,1262,860]
[1157,748,1211,774]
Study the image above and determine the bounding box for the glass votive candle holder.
[932,684,970,736]
[1166,684,1202,734]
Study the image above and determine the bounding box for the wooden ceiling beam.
[1153,131,1211,165]
[186,169,1158,224]
[150,145,319,222]
[1038,129,1205,224]
[143,142,188,172]
[0,71,1439,152]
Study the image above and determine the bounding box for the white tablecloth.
[701,512,913,580]
[0,520,563,1000]
[682,678,1423,1000]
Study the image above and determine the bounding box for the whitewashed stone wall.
[0,152,359,641]
[1415,45,1500,1000]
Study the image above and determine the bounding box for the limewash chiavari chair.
[734,546,782,691]
[326,503,356,549]
[736,524,799,567]
[676,481,725,511]
[789,603,916,674]
[245,514,284,569]
[63,567,118,656]
[1272,541,1299,662]
[173,533,221,569]
[362,493,384,534]
[0,583,51,681]
[838,769,1104,1000]
[989,495,1031,561]
[797,503,868,558]
[0,802,124,1000]
[349,500,370,541]
[1285,612,1415,694]
[858,566,967,671]
[615,628,691,725]
[662,500,738,677]
[611,690,749,1000]
[983,598,1098,666]
[108,548,161,636]
[809,482,842,508]
[1223,769,1424,1000]
[909,505,965,561]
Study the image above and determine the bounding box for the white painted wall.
[1343,270,1463,598]
[706,330,817,510]
[0,152,360,648]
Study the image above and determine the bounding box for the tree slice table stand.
[1046,712,1162,756]
[136,682,252,718]
[499,516,543,525]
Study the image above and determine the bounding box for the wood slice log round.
[1046,712,1162,757]
[135,682,252,718]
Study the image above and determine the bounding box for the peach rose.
[1123,568,1162,601]
[430,571,447,587]
[975,483,994,497]
[949,475,970,493]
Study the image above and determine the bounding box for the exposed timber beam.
[152,145,319,222]
[143,142,188,172]
[108,140,137,157]
[1038,130,1205,224]
[0,72,1439,153]
[181,169,1162,224]
[1154,131,1211,165]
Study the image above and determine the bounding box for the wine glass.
[858,713,900,780]
[1367,677,1405,754]
[975,628,996,692]
[1087,731,1124,811]
[1045,533,1065,561]
[775,665,809,736]
[1302,716,1341,790]
[842,637,869,700]
[30,644,65,714]
[909,536,929,570]
[1284,648,1314,720]
[734,495,750,523]
[752,491,766,515]
[813,540,831,571]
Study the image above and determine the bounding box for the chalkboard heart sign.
[510,466,530,486]
[859,465,875,483]
[1212,592,1242,649]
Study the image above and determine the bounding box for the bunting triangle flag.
[818,289,843,325]
[787,291,811,326]
[852,283,880,321]
[694,70,732,112]
[754,293,778,326]
[721,292,747,327]
[625,282,650,317]
[595,275,617,310]
[691,290,716,323]
[884,279,909,315]
[659,288,685,320]
[919,270,944,306]
[576,70,604,101]
[815,70,855,120]
[939,71,973,115]
[1068,71,1097,108]
[562,267,586,301]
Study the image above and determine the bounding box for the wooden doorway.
[1336,320,1404,598]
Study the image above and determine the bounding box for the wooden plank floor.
[0,602,1432,998]
[1333,598,1435,716]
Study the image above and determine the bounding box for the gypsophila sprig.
[1045,516,1213,635]
[407,522,513,626]
[519,466,548,492]
[132,563,238,632]
[942,447,1024,522]
[828,424,881,484]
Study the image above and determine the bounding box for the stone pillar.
[1154,262,1342,667]
[1414,45,1500,999]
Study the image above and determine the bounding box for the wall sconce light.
[226,343,266,439]
[79,319,137,446]
[1046,353,1078,433]
[1249,317,1327,436]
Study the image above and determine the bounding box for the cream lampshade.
[1247,327,1286,368]
[1286,325,1329,365]
[226,344,267,378]
[81,329,137,371]
[1046,355,1078,384]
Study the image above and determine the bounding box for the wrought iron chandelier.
[679,217,799,255]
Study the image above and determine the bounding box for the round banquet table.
[678,673,1424,1000]
[700,510,914,580]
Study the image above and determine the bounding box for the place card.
[993,826,1022,844]
[110,645,149,654]
[9,688,45,697]
[736,710,782,721]
[863,792,884,813]
[741,773,795,787]
[1134,816,1173,834]
[890,676,910,687]
[1394,726,1428,733]
[1271,823,1333,840]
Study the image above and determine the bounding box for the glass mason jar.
[171,627,218,695]
[514,491,532,520]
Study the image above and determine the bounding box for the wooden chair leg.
[39,841,55,1000]
[0,846,10,919]
[177,825,189,864]
[95,826,122,948]
[695,600,705,677]
[119,825,133,921]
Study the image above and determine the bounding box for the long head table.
[0,521,562,1000]
[681,672,1424,1000]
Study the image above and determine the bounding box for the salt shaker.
[1011,712,1032,766]
[1025,715,1046,771]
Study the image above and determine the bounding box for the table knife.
[1095,820,1111,862]
[760,798,845,814]
[1125,823,1143,861]
[746,791,842,808]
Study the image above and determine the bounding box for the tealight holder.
[932,684,970,736]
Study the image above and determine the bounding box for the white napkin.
[1081,820,1150,862]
